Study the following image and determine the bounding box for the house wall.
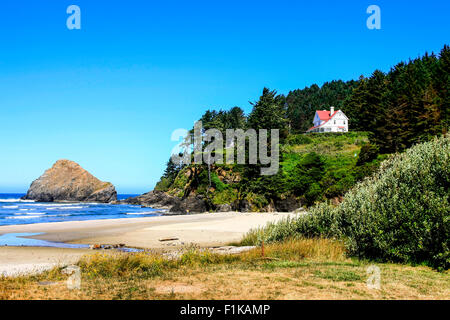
[322,111,348,132]
[310,110,348,133]
[313,114,323,127]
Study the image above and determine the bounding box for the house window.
[344,120,346,124]
[334,120,336,124]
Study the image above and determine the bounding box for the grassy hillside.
[156,131,387,211]
[281,132,385,203]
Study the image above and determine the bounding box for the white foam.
[0,199,35,203]
[46,214,71,217]
[46,206,84,210]
[6,215,41,219]
[125,212,156,215]
[2,205,19,209]
[22,203,74,207]
[14,212,46,215]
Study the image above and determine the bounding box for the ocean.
[0,193,162,226]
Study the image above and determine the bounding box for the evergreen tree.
[435,45,450,132]
[345,46,448,153]
[247,88,288,133]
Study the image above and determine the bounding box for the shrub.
[356,143,379,165]
[154,177,172,192]
[213,188,238,205]
[287,134,312,145]
[245,192,269,211]
[243,135,450,270]
[335,134,449,270]
[211,173,227,192]
[288,152,325,205]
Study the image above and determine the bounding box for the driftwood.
[158,237,180,242]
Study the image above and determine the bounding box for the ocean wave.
[22,203,76,207]
[2,205,19,209]
[0,199,35,203]
[46,206,85,210]
[125,212,156,215]
[46,214,71,217]
[6,215,42,219]
[14,212,46,215]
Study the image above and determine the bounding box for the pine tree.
[247,88,287,132]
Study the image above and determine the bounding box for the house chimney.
[330,106,334,116]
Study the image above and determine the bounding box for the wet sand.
[0,211,297,276]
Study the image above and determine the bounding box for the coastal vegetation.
[1,239,448,300]
[154,45,449,271]
[241,134,450,270]
[156,131,381,211]
[153,45,449,213]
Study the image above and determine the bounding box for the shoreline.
[0,211,298,277]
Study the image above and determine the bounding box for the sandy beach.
[0,211,296,276]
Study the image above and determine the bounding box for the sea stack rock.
[23,160,117,203]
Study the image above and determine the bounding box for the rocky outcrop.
[169,195,208,214]
[23,160,117,203]
[216,204,233,212]
[122,191,208,214]
[236,199,251,212]
[121,190,181,209]
[274,195,301,212]
[123,189,300,214]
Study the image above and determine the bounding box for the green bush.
[154,177,172,192]
[288,152,325,205]
[211,173,227,192]
[213,188,238,205]
[356,143,379,165]
[287,134,312,145]
[244,134,450,270]
[245,192,269,211]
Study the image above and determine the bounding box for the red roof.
[307,124,320,131]
[307,110,340,132]
[316,110,337,121]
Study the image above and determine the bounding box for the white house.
[306,107,349,133]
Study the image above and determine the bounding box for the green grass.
[313,269,362,282]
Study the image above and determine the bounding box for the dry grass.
[1,239,448,300]
[240,238,346,262]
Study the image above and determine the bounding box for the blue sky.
[0,0,449,194]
